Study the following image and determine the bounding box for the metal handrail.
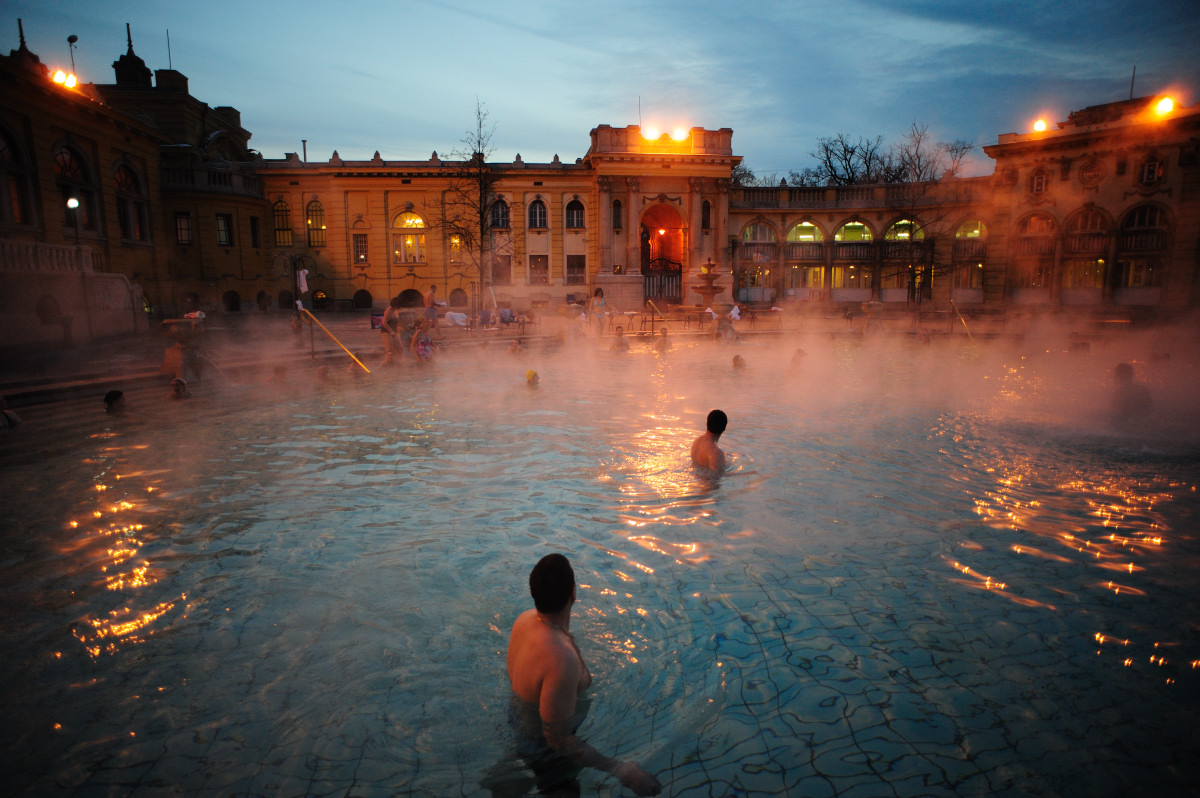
[299,308,371,373]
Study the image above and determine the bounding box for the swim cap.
[526,370,538,382]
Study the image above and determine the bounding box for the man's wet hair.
[104,390,124,411]
[530,553,575,614]
[707,409,728,437]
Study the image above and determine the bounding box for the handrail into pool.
[299,308,372,373]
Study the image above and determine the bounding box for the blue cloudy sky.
[9,0,1199,177]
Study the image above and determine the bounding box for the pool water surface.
[1,334,1198,796]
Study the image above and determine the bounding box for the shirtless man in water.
[506,553,661,796]
[690,409,728,472]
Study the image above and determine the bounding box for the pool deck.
[0,302,1129,409]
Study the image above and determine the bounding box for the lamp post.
[66,197,80,245]
[67,34,77,73]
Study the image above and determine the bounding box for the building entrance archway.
[640,203,686,305]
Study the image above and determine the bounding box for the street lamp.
[66,197,80,245]
[67,34,77,73]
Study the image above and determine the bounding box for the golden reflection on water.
[957,410,1193,680]
[65,462,182,660]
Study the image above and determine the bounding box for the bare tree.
[893,122,973,182]
[441,100,506,296]
[807,133,901,185]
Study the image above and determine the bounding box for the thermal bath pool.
[1,333,1198,796]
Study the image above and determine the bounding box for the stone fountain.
[692,258,728,312]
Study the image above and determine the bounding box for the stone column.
[626,177,640,274]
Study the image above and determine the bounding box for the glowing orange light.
[52,70,77,88]
[658,229,666,235]
[1033,119,1047,133]
[641,127,660,140]
[670,128,688,141]
[1155,97,1174,115]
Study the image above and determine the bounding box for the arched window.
[490,199,509,229]
[612,199,623,231]
[834,221,872,241]
[1014,213,1057,288]
[787,222,823,242]
[1116,205,1168,290]
[392,211,427,263]
[273,200,292,247]
[0,129,32,226]
[114,164,149,242]
[528,199,547,229]
[565,199,584,229]
[1066,208,1108,233]
[884,219,924,240]
[1017,213,1056,237]
[741,223,775,243]
[306,199,326,247]
[955,219,987,239]
[54,143,99,233]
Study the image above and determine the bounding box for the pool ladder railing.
[298,308,372,373]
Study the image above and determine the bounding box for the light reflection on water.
[0,334,1198,796]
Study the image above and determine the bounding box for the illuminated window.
[528,254,549,284]
[490,199,509,229]
[952,263,983,289]
[1061,258,1104,288]
[449,235,462,262]
[566,254,586,284]
[565,199,584,229]
[955,220,987,239]
[1017,213,1056,236]
[392,211,426,263]
[273,200,292,247]
[833,221,872,241]
[528,199,547,229]
[353,233,368,264]
[884,219,924,240]
[492,254,512,285]
[53,143,98,232]
[787,222,823,242]
[216,213,233,247]
[306,199,326,248]
[175,212,192,245]
[114,164,149,242]
[0,129,33,226]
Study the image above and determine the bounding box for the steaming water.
[1,333,1198,797]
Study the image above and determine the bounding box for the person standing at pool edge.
[506,553,661,796]
[691,409,727,471]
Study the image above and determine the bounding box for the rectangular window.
[528,254,549,285]
[492,254,511,285]
[249,216,260,248]
[566,255,586,285]
[175,212,192,245]
[952,263,983,289]
[353,233,368,264]
[216,213,233,247]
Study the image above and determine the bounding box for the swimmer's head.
[104,390,125,412]
[707,409,728,436]
[530,553,574,614]
[171,377,188,398]
[1114,362,1135,384]
[733,355,746,370]
[526,369,539,385]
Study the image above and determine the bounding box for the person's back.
[506,554,659,796]
[691,409,727,471]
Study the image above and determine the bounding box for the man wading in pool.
[506,553,661,796]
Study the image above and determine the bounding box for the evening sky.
[10,0,1199,178]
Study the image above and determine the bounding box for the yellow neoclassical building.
[3,18,1198,347]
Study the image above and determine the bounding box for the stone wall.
[0,239,149,347]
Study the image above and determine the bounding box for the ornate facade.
[2,19,1197,349]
